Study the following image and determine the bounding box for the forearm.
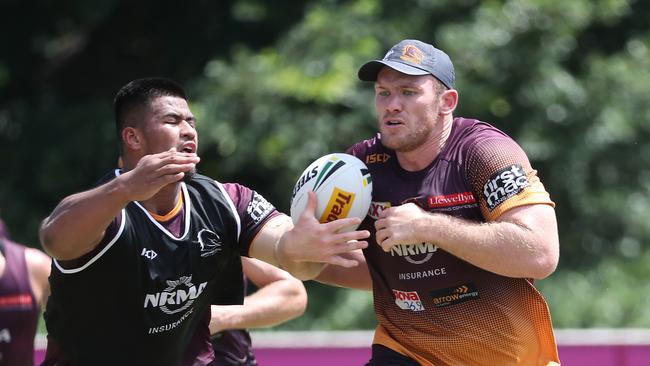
[274,238,327,280]
[249,197,369,281]
[209,279,307,334]
[415,206,558,279]
[40,178,129,260]
[315,251,372,290]
[249,215,328,280]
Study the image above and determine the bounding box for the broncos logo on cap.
[400,45,425,64]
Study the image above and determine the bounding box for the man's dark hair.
[113,77,188,144]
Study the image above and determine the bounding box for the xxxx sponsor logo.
[368,201,391,219]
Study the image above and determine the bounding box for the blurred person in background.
[0,218,51,366]
[209,257,306,366]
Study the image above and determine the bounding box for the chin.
[183,168,197,183]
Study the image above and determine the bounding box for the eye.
[376,90,390,97]
[402,89,416,96]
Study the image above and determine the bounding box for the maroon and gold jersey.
[348,118,560,366]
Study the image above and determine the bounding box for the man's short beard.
[183,168,197,183]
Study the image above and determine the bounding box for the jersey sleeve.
[221,183,281,256]
[464,132,554,222]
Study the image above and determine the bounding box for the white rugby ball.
[290,153,373,230]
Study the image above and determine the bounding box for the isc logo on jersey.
[483,164,529,211]
[144,275,207,315]
[393,289,425,312]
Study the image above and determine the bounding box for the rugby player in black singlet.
[39,77,369,366]
[317,40,561,365]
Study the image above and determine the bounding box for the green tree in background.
[2,0,650,329]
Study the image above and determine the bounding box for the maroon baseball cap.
[358,39,455,89]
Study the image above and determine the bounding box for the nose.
[384,94,402,113]
[180,120,196,140]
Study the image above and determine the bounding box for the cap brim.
[358,60,430,81]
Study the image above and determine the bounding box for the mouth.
[384,119,404,127]
[179,142,197,153]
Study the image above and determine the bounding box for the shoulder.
[187,174,253,193]
[347,134,393,164]
[347,134,382,155]
[25,246,51,277]
[188,173,218,186]
[449,118,523,160]
[452,117,511,145]
[185,174,232,198]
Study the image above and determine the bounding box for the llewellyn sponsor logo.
[483,164,529,211]
[144,275,207,315]
[320,188,355,223]
[428,192,476,208]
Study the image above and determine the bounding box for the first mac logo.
[483,164,529,211]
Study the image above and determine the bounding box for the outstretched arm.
[249,192,370,280]
[209,257,307,334]
[40,149,199,260]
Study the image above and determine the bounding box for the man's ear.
[122,127,143,150]
[439,89,458,115]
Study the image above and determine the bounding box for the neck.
[396,115,453,171]
[140,183,182,216]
